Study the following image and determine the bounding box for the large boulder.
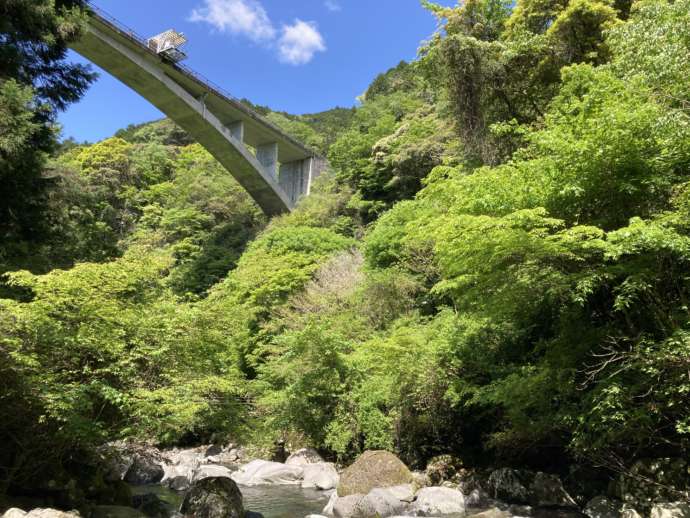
[124,454,164,486]
[650,503,690,518]
[410,486,465,516]
[230,460,304,486]
[337,451,413,497]
[487,469,577,508]
[285,448,325,466]
[326,485,414,518]
[302,463,340,490]
[180,477,243,518]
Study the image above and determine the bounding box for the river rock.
[410,486,465,516]
[204,445,222,457]
[585,496,625,518]
[487,469,576,508]
[332,495,364,518]
[425,454,463,486]
[231,460,304,486]
[180,477,243,518]
[2,511,80,518]
[337,451,413,497]
[193,464,234,482]
[650,503,690,518]
[468,508,512,518]
[286,448,325,466]
[302,463,340,490]
[124,454,164,485]
[352,487,409,517]
[621,506,643,518]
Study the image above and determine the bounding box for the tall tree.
[0,0,95,271]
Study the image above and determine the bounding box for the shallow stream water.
[133,483,332,518]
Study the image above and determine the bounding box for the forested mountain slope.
[2,0,690,509]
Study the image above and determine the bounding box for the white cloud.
[189,0,276,42]
[324,0,342,12]
[189,1,326,65]
[278,19,326,65]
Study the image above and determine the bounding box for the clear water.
[241,485,331,517]
[134,483,331,518]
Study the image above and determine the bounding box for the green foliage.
[4,0,690,501]
[0,0,95,275]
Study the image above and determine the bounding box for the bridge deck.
[70,3,321,215]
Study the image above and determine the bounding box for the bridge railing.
[82,1,318,157]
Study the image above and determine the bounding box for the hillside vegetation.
[1,0,690,506]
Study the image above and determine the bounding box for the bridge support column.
[228,120,244,142]
[279,156,329,206]
[257,142,278,179]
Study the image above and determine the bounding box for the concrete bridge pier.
[279,157,327,205]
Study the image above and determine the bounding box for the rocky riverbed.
[2,444,688,518]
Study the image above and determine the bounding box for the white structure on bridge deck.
[69,5,326,216]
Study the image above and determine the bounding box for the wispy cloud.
[189,0,326,65]
[278,19,326,65]
[189,0,276,42]
[324,0,342,12]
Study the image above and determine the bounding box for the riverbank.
[2,442,688,518]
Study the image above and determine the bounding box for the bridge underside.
[70,14,325,216]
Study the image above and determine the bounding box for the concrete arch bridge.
[69,4,326,216]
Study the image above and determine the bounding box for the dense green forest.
[2,0,690,509]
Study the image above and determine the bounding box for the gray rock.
[466,487,492,507]
[425,455,464,486]
[585,496,624,518]
[302,463,340,490]
[411,471,429,489]
[3,511,80,518]
[286,448,325,466]
[337,451,413,497]
[620,505,643,518]
[323,490,338,515]
[410,486,465,516]
[467,508,512,518]
[332,495,363,518]
[192,464,233,482]
[352,487,408,517]
[204,445,222,457]
[124,454,164,485]
[91,506,146,518]
[487,469,577,508]
[531,472,577,508]
[650,503,690,518]
[179,477,243,518]
[231,460,304,486]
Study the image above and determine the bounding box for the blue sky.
[59,0,454,143]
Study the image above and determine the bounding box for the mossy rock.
[337,450,413,497]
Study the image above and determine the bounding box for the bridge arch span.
[69,6,326,216]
